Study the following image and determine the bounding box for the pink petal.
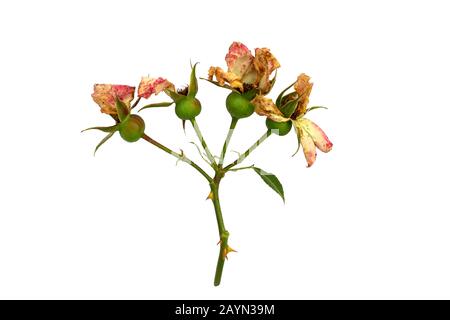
[225,42,254,78]
[299,118,333,152]
[91,84,135,115]
[112,85,135,104]
[138,77,173,99]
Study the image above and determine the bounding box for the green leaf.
[280,97,300,118]
[81,124,118,133]
[306,106,328,113]
[188,62,199,97]
[94,131,115,155]
[138,101,174,112]
[115,98,129,122]
[253,167,285,202]
[275,80,296,108]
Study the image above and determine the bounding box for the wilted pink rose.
[91,84,135,115]
[138,77,173,99]
[208,41,279,94]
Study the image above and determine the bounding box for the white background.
[0,0,449,299]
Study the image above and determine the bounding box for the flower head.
[252,73,332,167]
[208,42,280,94]
[91,84,135,115]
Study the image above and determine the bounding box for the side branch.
[142,134,212,183]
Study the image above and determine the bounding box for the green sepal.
[81,124,118,133]
[252,167,285,203]
[306,106,328,113]
[188,62,199,98]
[138,101,174,112]
[266,69,277,94]
[292,123,302,157]
[200,78,240,93]
[94,131,115,155]
[275,80,296,108]
[242,88,257,101]
[165,89,184,103]
[115,97,129,122]
[280,97,300,118]
[130,97,142,110]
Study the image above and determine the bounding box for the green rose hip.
[119,115,146,142]
[265,118,292,136]
[175,97,202,120]
[226,92,255,119]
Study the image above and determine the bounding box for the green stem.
[142,134,212,183]
[210,180,225,235]
[224,130,272,171]
[219,117,239,167]
[229,165,255,172]
[210,175,229,286]
[190,119,218,169]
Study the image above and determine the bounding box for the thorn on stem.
[206,191,214,201]
[176,149,185,165]
[222,246,237,260]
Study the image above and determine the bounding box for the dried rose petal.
[298,118,333,152]
[91,84,135,115]
[293,118,332,167]
[292,74,313,118]
[299,126,317,167]
[209,66,244,91]
[253,48,280,94]
[252,95,289,122]
[138,77,173,99]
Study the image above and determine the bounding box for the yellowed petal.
[298,118,333,152]
[208,66,243,91]
[252,95,289,122]
[91,84,135,115]
[241,65,258,84]
[292,73,313,118]
[301,128,316,167]
[207,66,216,81]
[253,48,280,94]
[138,77,173,99]
[293,120,317,167]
